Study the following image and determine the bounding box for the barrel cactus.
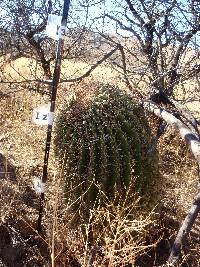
[54,84,159,209]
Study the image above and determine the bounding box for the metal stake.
[37,0,71,233]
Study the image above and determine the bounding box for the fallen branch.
[169,98,199,134]
[143,101,200,168]
[150,90,199,133]
[143,100,200,265]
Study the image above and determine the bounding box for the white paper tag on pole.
[33,177,45,194]
[48,112,55,125]
[46,14,62,40]
[32,103,54,126]
[57,25,66,39]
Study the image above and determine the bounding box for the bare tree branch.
[124,0,145,26]
[143,101,200,167]
[60,45,120,83]
[147,122,168,156]
[105,14,144,47]
[168,191,200,265]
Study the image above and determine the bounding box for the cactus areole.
[54,85,158,207]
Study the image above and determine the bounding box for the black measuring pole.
[37,0,71,233]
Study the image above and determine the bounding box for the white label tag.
[33,177,45,194]
[58,25,66,39]
[48,112,55,125]
[46,14,63,40]
[32,103,54,126]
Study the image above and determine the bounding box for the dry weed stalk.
[43,172,158,267]
[78,185,157,266]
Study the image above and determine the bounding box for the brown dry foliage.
[0,58,199,266]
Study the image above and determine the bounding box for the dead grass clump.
[45,180,157,267]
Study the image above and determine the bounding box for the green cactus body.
[63,130,81,204]
[115,127,131,188]
[103,127,120,198]
[86,112,103,203]
[54,84,159,210]
[116,114,144,192]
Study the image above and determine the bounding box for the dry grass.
[0,81,157,266]
[45,178,158,267]
[0,57,199,266]
[0,57,43,81]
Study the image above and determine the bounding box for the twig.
[0,46,120,86]
[60,45,120,83]
[0,79,52,85]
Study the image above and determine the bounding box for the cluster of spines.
[54,85,156,207]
